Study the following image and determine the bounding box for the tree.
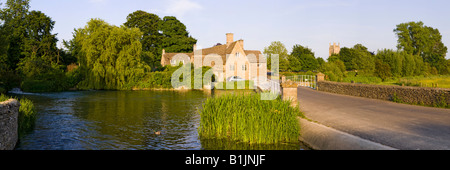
[287,55,302,72]
[160,16,197,53]
[263,41,289,71]
[73,19,150,90]
[338,44,375,75]
[337,47,355,70]
[290,44,319,71]
[316,57,325,69]
[321,59,345,82]
[22,10,58,62]
[374,59,392,81]
[0,0,30,69]
[124,11,197,71]
[124,10,162,55]
[394,21,448,74]
[0,0,63,92]
[376,49,403,77]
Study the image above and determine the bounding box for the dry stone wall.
[317,81,449,107]
[0,99,20,150]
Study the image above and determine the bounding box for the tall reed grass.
[198,93,302,144]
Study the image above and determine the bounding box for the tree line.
[0,0,197,92]
[264,21,450,82]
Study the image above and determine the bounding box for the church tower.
[329,42,341,57]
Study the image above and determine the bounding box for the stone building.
[161,33,267,82]
[329,42,341,56]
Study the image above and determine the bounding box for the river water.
[12,90,305,150]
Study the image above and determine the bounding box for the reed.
[198,93,302,144]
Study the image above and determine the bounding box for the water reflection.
[15,90,207,150]
[13,90,306,150]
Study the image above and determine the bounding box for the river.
[12,90,305,150]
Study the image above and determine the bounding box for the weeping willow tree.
[73,19,150,90]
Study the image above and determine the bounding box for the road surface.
[298,87,450,150]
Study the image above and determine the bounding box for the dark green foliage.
[124,10,162,56]
[375,49,425,78]
[137,71,174,89]
[17,54,68,92]
[124,11,197,71]
[290,44,319,71]
[0,0,73,92]
[160,16,197,53]
[374,59,392,81]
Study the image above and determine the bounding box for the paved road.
[298,87,450,150]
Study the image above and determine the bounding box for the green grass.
[0,93,10,102]
[339,73,450,89]
[198,93,302,144]
[379,75,450,88]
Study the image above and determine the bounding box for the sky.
[18,0,450,59]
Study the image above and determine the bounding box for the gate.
[284,75,317,90]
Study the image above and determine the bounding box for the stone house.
[161,33,267,82]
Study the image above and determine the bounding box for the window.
[171,59,184,65]
[236,52,240,58]
[242,64,247,71]
[230,65,235,71]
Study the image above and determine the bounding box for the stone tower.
[329,42,340,57]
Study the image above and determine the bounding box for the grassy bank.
[0,94,37,138]
[378,75,450,88]
[198,93,302,144]
[339,73,450,89]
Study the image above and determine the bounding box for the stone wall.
[317,81,450,107]
[0,99,20,150]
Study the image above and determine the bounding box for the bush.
[136,71,173,89]
[66,66,84,88]
[198,94,301,144]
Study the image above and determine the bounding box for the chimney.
[162,49,166,55]
[238,39,244,49]
[193,44,197,51]
[226,33,234,46]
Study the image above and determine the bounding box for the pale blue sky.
[19,0,450,59]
